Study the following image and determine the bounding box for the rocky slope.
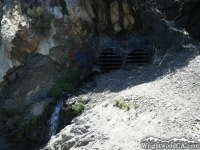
[43,38,200,150]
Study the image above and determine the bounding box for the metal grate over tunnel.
[126,49,151,65]
[98,49,122,71]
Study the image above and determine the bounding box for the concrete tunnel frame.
[126,49,151,66]
[97,48,123,71]
[97,48,151,71]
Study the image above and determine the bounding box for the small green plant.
[47,70,91,98]
[114,100,130,110]
[13,115,40,143]
[32,115,40,121]
[72,102,84,114]
[78,95,83,101]
[47,86,63,98]
[14,130,25,143]
[13,122,31,143]
[43,104,49,111]
[133,104,139,109]
[47,82,75,98]
[27,5,55,34]
[79,70,90,78]
[115,99,120,105]
[24,122,31,132]
[124,103,130,110]
[0,109,11,118]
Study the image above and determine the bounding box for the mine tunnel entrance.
[98,49,122,71]
[97,48,151,71]
[126,49,151,66]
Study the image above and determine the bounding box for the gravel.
[43,38,200,150]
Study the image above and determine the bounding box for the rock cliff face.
[0,0,199,149]
[0,0,199,82]
[0,0,138,148]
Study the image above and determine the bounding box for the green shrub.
[63,74,79,82]
[133,104,138,109]
[124,103,130,110]
[47,70,91,98]
[72,102,84,114]
[32,115,40,121]
[115,99,120,105]
[47,82,75,98]
[47,87,63,98]
[27,5,55,34]
[78,95,83,101]
[15,116,39,146]
[13,116,39,143]
[79,70,90,78]
[0,109,11,118]
[27,6,46,17]
[14,130,25,143]
[114,100,130,110]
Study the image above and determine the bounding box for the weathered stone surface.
[0,54,68,149]
[140,6,184,53]
[0,0,95,81]
[49,45,69,68]
[110,0,134,32]
[0,2,96,148]
[2,55,65,112]
[184,1,200,39]
[0,0,26,82]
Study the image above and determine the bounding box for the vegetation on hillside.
[47,70,90,98]
[27,6,55,34]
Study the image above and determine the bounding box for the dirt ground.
[43,37,200,150]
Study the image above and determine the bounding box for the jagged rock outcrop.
[0,0,199,82]
[140,6,184,53]
[0,0,26,82]
[0,54,67,149]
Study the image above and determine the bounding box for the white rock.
[53,6,63,19]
